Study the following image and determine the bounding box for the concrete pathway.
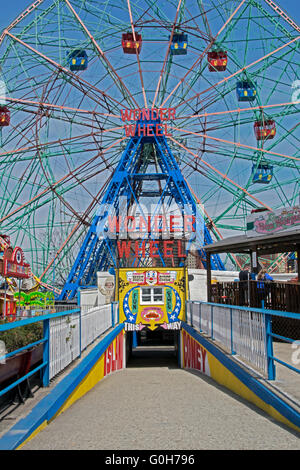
[272,342,300,404]
[22,347,300,450]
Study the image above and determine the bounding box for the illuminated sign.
[247,206,300,236]
[2,247,31,279]
[117,239,187,260]
[120,107,175,137]
[108,214,195,236]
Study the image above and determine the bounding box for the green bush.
[0,322,43,353]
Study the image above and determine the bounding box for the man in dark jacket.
[239,267,250,282]
[239,264,251,305]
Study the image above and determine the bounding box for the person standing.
[239,264,251,305]
[257,269,273,307]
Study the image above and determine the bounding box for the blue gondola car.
[68,50,88,72]
[236,80,256,102]
[252,164,273,184]
[170,33,188,55]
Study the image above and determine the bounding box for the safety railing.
[77,302,118,355]
[186,300,300,380]
[48,309,81,380]
[0,303,118,399]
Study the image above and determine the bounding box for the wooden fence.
[211,280,300,313]
[210,280,300,340]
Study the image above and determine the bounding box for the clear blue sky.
[0,0,299,32]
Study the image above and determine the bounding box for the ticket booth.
[117,267,187,332]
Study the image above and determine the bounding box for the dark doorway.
[126,329,180,368]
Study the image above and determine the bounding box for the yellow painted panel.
[118,267,186,329]
[208,353,300,433]
[16,420,48,450]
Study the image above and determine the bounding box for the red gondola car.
[0,106,10,127]
[122,32,142,54]
[254,119,276,141]
[207,51,228,71]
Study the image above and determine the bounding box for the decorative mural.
[117,267,186,331]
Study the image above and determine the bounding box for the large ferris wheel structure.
[0,0,299,296]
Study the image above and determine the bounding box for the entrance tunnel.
[126,329,180,369]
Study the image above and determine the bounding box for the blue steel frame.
[59,119,225,300]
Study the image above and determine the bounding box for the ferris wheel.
[0,0,299,287]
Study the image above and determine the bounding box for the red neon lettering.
[139,216,148,233]
[137,124,147,136]
[156,125,164,136]
[117,240,131,258]
[184,215,196,233]
[159,108,168,120]
[147,124,154,136]
[169,108,176,120]
[151,109,158,120]
[135,240,146,258]
[149,240,160,258]
[164,124,172,137]
[124,216,136,232]
[108,216,120,233]
[177,240,186,258]
[120,109,134,121]
[120,108,176,122]
[170,215,180,232]
[163,240,174,258]
[154,215,166,233]
[124,124,136,136]
[141,109,150,120]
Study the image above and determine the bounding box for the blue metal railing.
[186,300,300,380]
[0,308,80,398]
[0,302,120,398]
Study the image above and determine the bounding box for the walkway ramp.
[20,350,300,450]
[0,322,299,450]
